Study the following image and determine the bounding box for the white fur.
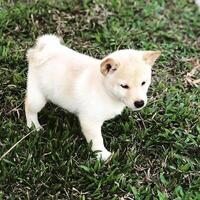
[25,34,160,160]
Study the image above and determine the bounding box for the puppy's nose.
[134,100,144,108]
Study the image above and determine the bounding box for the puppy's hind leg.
[25,84,46,131]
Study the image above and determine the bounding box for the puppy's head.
[100,50,161,111]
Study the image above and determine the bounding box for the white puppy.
[25,35,160,160]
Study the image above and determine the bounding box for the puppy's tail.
[26,34,62,67]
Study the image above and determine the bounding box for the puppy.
[25,34,160,160]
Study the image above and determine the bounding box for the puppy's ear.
[143,51,161,66]
[100,58,119,76]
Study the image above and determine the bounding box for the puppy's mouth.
[131,106,145,111]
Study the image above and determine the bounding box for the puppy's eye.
[120,84,129,89]
[141,81,146,86]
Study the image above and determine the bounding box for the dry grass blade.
[0,128,38,161]
[185,58,200,87]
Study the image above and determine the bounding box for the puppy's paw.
[27,123,44,132]
[96,150,112,161]
[35,125,44,131]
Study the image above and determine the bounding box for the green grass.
[0,0,200,199]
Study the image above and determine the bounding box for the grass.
[0,0,200,199]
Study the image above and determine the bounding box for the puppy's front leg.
[79,117,111,160]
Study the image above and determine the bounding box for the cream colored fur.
[25,34,160,160]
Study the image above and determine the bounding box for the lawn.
[0,0,200,199]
